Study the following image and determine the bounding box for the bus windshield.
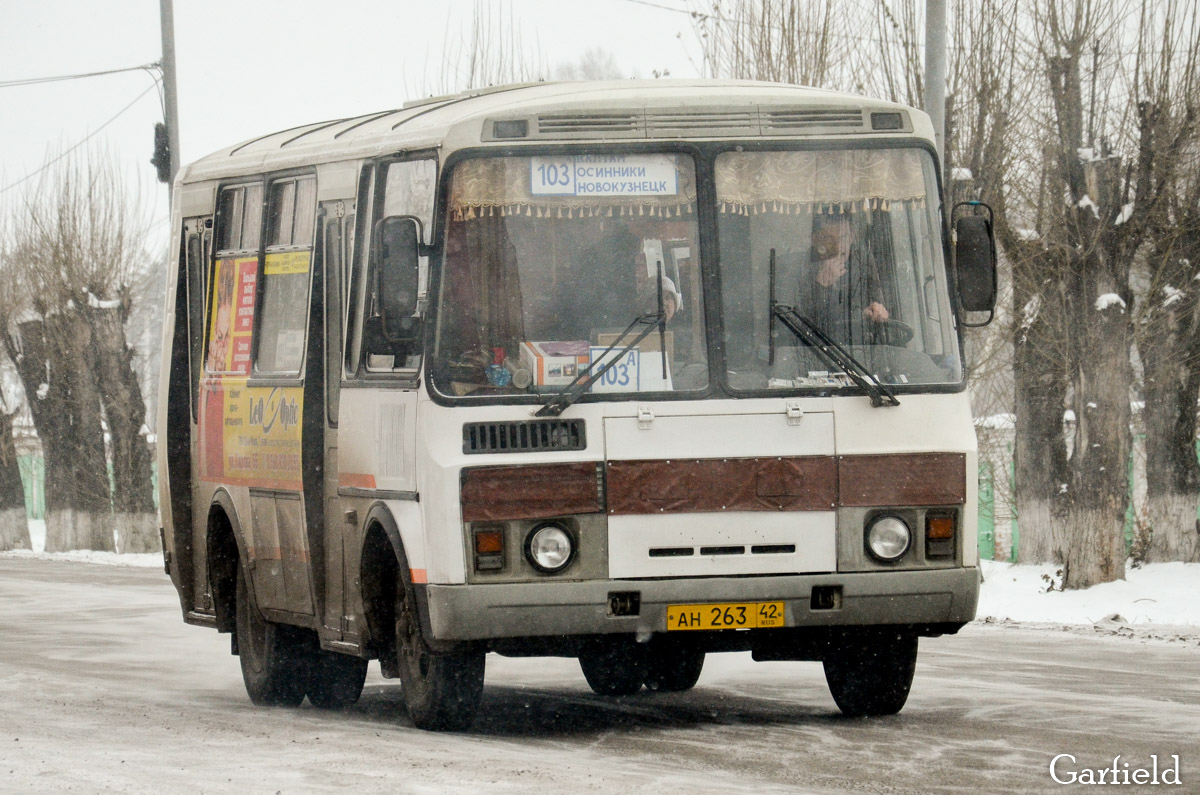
[716,147,961,391]
[433,152,708,398]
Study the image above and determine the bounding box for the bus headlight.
[866,515,911,562]
[525,523,575,573]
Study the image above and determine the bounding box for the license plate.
[666,601,786,631]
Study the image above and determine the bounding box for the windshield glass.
[433,153,707,399]
[716,147,961,391]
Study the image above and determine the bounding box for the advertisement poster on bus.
[205,257,258,375]
[200,381,304,491]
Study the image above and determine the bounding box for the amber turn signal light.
[473,526,505,572]
[926,516,955,540]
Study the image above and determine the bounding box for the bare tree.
[0,151,159,553]
[420,0,548,96]
[690,0,855,87]
[1131,0,1200,563]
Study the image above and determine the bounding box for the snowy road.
[2,558,1198,793]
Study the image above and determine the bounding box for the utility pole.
[159,0,181,200]
[924,0,947,170]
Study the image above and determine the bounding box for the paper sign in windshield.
[531,154,678,197]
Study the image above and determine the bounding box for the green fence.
[15,454,156,520]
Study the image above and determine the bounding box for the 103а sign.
[530,154,679,197]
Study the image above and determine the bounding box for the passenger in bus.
[795,213,891,344]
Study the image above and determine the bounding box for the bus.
[157,80,997,731]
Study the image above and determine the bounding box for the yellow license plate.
[666,601,786,631]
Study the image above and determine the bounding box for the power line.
[0,61,160,89]
[0,81,160,196]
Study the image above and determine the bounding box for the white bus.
[158,80,997,730]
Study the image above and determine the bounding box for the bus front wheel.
[235,567,308,707]
[644,640,705,692]
[307,649,368,709]
[579,640,646,695]
[822,629,918,717]
[394,570,485,731]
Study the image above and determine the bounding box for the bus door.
[336,158,434,620]
[198,177,319,618]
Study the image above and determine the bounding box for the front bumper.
[425,567,979,641]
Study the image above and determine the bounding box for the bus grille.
[763,108,866,131]
[462,419,587,454]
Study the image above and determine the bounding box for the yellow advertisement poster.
[203,380,304,490]
[264,250,310,275]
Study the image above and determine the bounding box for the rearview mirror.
[375,216,421,337]
[953,206,997,324]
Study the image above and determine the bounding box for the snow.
[1015,227,1039,240]
[1114,202,1133,225]
[85,290,122,309]
[974,412,1015,430]
[36,382,49,399]
[1162,285,1183,307]
[7,519,1199,628]
[950,167,973,181]
[1076,194,1100,219]
[1094,292,1126,312]
[1019,294,1041,332]
[979,559,1200,627]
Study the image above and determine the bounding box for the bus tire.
[644,643,704,693]
[235,567,308,707]
[307,649,368,709]
[394,569,484,731]
[823,629,918,717]
[579,640,645,696]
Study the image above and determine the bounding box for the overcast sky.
[0,0,701,235]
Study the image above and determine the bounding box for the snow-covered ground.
[5,519,1198,628]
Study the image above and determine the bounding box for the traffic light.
[152,122,171,183]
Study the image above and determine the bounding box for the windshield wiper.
[536,262,670,417]
[767,248,899,408]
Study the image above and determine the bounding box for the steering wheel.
[872,319,914,347]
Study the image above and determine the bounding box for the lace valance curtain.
[448,156,699,221]
[715,149,927,216]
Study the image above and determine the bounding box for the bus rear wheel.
[579,640,646,695]
[235,567,308,707]
[823,629,918,717]
[644,641,705,692]
[307,649,368,709]
[394,572,484,731]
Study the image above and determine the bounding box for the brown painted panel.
[606,457,837,515]
[461,462,603,522]
[838,453,966,507]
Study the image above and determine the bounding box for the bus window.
[433,153,707,397]
[208,183,263,374]
[324,214,343,423]
[186,229,204,416]
[257,176,316,375]
[359,160,435,372]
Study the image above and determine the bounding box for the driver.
[797,213,890,344]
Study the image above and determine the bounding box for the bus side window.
[257,176,316,374]
[186,229,204,417]
[324,214,343,424]
[361,159,435,372]
[208,183,262,374]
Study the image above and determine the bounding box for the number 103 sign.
[589,347,673,393]
[530,154,679,197]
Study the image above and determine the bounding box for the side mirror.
[375,216,422,337]
[953,203,997,324]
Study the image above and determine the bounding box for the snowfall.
[5,520,1198,633]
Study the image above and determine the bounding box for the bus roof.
[180,80,933,183]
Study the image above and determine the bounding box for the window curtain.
[715,149,927,216]
[443,217,525,356]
